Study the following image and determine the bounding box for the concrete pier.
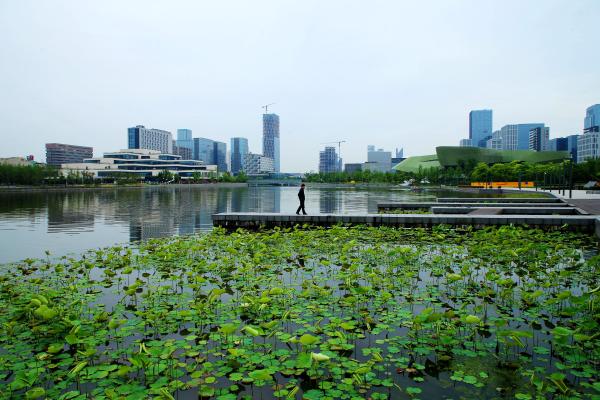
[212,212,597,232]
[436,197,562,203]
[377,202,570,210]
[430,206,585,215]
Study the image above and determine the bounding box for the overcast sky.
[1,0,599,171]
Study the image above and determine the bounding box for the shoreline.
[0,182,248,193]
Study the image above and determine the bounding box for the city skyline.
[1,1,600,171]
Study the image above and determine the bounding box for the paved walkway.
[521,189,600,214]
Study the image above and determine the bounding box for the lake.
[0,185,443,263]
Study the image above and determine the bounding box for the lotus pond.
[1,225,599,399]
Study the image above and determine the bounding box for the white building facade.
[577,132,600,163]
[61,149,217,179]
[128,125,173,154]
[242,153,274,175]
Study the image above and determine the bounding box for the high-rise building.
[528,127,550,151]
[45,143,93,167]
[230,137,249,175]
[213,141,227,172]
[176,129,193,153]
[577,132,600,163]
[193,138,215,164]
[584,104,600,133]
[567,134,579,161]
[485,130,503,150]
[172,141,192,160]
[192,138,227,171]
[395,148,404,158]
[459,139,473,147]
[319,146,340,173]
[128,125,173,154]
[499,123,545,150]
[242,153,274,175]
[367,147,392,172]
[578,104,600,162]
[548,137,568,152]
[469,110,493,148]
[263,114,280,172]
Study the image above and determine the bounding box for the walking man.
[296,183,307,215]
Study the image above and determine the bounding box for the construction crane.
[320,140,347,167]
[262,103,276,114]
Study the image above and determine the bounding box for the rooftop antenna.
[262,103,276,114]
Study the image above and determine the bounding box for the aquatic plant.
[0,225,598,399]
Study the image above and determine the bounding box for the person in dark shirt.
[296,183,307,215]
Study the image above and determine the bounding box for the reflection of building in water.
[246,187,281,213]
[128,188,177,241]
[319,190,342,214]
[230,188,248,212]
[47,191,96,232]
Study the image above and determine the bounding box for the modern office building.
[192,138,227,172]
[367,146,392,172]
[214,141,227,172]
[172,141,192,160]
[319,146,340,173]
[45,143,93,167]
[584,104,600,133]
[485,130,503,150]
[499,123,545,150]
[176,129,193,153]
[459,139,473,147]
[567,134,579,161]
[469,110,493,148]
[60,149,217,179]
[548,134,578,160]
[193,138,214,164]
[577,104,600,162]
[548,137,568,152]
[577,132,600,163]
[127,125,173,154]
[528,127,550,151]
[242,153,274,175]
[230,137,249,175]
[395,148,404,158]
[263,114,280,172]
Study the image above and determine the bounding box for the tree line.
[0,164,248,186]
[305,158,600,186]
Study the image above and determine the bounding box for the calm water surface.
[0,185,447,264]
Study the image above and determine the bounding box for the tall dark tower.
[262,113,280,172]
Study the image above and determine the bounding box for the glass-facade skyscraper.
[176,129,193,153]
[213,141,227,172]
[193,138,215,164]
[192,137,227,172]
[469,110,493,148]
[584,104,600,132]
[230,137,249,175]
[262,114,280,172]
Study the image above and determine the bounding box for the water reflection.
[319,190,342,213]
[0,185,443,263]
